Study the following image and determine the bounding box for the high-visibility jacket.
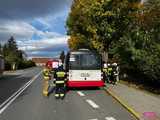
[107,67,113,75]
[54,70,66,84]
[103,68,108,73]
[43,68,50,80]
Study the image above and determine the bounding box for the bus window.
[69,54,80,70]
[69,53,101,70]
[81,54,101,69]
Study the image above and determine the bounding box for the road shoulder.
[104,82,160,120]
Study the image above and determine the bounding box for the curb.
[104,87,141,120]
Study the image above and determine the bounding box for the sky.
[0,0,72,58]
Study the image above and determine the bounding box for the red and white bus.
[65,49,104,87]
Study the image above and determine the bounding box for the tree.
[7,36,18,52]
[2,36,35,70]
[67,0,142,62]
[114,0,160,85]
[68,35,91,50]
[67,0,160,87]
[59,51,65,63]
[66,0,93,50]
[0,43,2,55]
[3,36,24,70]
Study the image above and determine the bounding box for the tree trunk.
[102,51,108,63]
[12,63,16,70]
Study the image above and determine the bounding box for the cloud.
[17,34,69,57]
[0,0,72,57]
[0,0,72,42]
[0,21,36,42]
[0,0,72,20]
[0,20,69,57]
[18,35,69,51]
[0,19,65,41]
[30,9,69,34]
[27,51,61,58]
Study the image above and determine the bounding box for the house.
[32,58,54,66]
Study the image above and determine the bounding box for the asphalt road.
[0,67,41,104]
[0,67,136,120]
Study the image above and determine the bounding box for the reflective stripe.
[55,81,65,84]
[108,68,112,71]
[43,69,49,72]
[44,73,49,76]
[103,68,108,72]
[43,72,49,77]
[43,69,50,76]
[108,68,112,75]
[60,94,64,97]
[55,94,59,97]
[44,76,49,79]
[56,72,65,77]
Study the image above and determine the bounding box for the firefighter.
[42,65,51,96]
[46,61,59,96]
[107,63,113,84]
[103,63,109,83]
[54,62,66,99]
[112,62,119,84]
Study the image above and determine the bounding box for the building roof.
[32,58,54,63]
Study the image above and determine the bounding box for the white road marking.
[15,74,26,78]
[77,91,85,96]
[105,117,116,120]
[0,71,42,114]
[0,81,26,109]
[86,99,99,109]
[88,119,98,120]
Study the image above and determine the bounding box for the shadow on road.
[0,75,20,81]
[67,87,101,91]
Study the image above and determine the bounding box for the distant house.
[32,58,54,66]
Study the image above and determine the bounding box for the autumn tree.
[67,0,160,88]
[67,0,142,61]
[115,0,160,85]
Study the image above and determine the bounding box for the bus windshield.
[69,53,101,70]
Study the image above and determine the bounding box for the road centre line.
[0,71,42,114]
[0,81,27,109]
[77,91,85,96]
[86,99,99,109]
[105,117,116,120]
[0,71,41,109]
[0,80,32,114]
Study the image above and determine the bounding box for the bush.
[4,61,11,70]
[17,60,36,69]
